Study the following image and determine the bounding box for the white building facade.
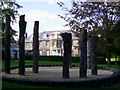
[25,30,79,56]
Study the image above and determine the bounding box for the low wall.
[2,65,120,88]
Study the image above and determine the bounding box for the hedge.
[25,55,107,64]
[97,57,107,64]
[25,55,80,63]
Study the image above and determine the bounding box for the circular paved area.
[2,66,113,81]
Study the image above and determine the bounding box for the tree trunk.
[115,55,117,65]
[4,14,11,74]
[18,15,27,75]
[61,33,72,79]
[33,21,39,73]
[79,29,87,78]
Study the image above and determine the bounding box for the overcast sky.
[12,0,71,39]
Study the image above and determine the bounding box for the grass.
[1,60,120,89]
[1,60,120,70]
[106,58,120,61]
[98,64,120,70]
[1,60,79,69]
[2,80,120,90]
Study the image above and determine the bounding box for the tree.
[57,1,119,31]
[97,20,120,66]
[1,2,22,45]
[57,1,120,67]
[113,21,120,59]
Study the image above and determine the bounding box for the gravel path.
[2,67,113,81]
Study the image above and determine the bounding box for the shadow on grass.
[2,80,120,90]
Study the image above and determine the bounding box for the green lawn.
[1,60,120,89]
[2,80,120,90]
[1,60,120,70]
[106,58,120,61]
[98,64,120,70]
[1,60,79,68]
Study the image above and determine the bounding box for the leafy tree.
[98,20,120,66]
[57,1,120,66]
[1,2,22,45]
[57,1,119,32]
[113,21,120,58]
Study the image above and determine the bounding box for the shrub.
[111,61,120,65]
[25,55,33,60]
[39,56,64,62]
[25,55,80,63]
[75,54,80,57]
[72,57,80,62]
[98,57,107,64]
[25,55,109,64]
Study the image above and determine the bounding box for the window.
[54,34,57,38]
[52,50,56,55]
[46,51,49,55]
[58,50,60,54]
[53,41,56,47]
[40,51,42,55]
[58,40,62,48]
[46,41,49,47]
[52,34,54,38]
[25,43,28,47]
[39,42,42,47]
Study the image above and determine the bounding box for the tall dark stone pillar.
[87,32,92,69]
[4,14,11,74]
[33,21,39,73]
[61,33,72,79]
[18,15,27,75]
[79,29,87,78]
[87,32,99,75]
[69,46,72,68]
[91,36,99,75]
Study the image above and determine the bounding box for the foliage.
[97,20,120,59]
[1,2,22,45]
[75,54,80,57]
[57,1,119,33]
[1,2,22,23]
[57,1,120,66]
